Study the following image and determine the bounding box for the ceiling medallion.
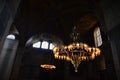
[53,26,101,72]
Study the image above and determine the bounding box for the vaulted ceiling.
[13,0,102,46]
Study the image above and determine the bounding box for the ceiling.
[13,0,101,46]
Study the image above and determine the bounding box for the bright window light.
[96,27,102,46]
[32,41,41,48]
[94,27,102,47]
[41,41,49,49]
[49,43,55,50]
[6,34,15,40]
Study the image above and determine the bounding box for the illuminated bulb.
[76,43,79,48]
[91,53,95,59]
[64,46,67,49]
[84,44,87,47]
[83,56,87,60]
[93,48,95,52]
[88,48,91,52]
[66,57,71,61]
[68,45,73,50]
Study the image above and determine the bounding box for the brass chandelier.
[40,64,56,70]
[53,26,101,72]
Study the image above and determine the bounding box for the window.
[49,43,55,50]
[6,34,16,40]
[41,41,49,49]
[94,27,102,47]
[32,40,55,50]
[32,41,41,48]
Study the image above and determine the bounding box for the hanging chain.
[70,26,79,42]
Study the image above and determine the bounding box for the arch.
[25,33,64,49]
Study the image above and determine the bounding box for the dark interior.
[0,0,120,80]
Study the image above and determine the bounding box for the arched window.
[32,41,55,50]
[49,43,55,50]
[29,33,63,50]
[32,41,41,48]
[41,41,49,49]
[94,27,102,47]
[6,34,16,40]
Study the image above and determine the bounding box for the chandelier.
[40,64,56,70]
[53,26,101,72]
